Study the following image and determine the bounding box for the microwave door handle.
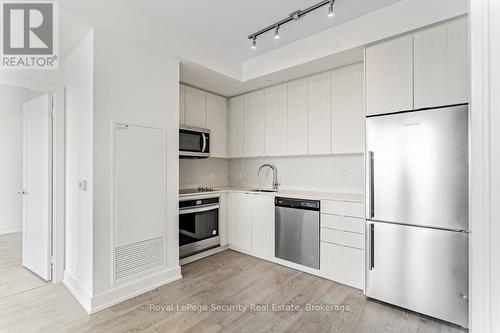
[201,133,207,153]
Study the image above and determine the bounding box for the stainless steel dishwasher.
[275,197,320,269]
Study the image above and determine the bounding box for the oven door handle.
[179,204,219,215]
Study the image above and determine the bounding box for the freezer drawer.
[366,105,468,231]
[365,221,469,327]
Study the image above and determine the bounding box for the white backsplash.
[180,154,364,194]
[229,154,364,194]
[179,158,230,188]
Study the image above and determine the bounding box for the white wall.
[92,28,180,298]
[470,0,500,331]
[0,85,43,234]
[179,158,230,189]
[65,30,94,294]
[229,155,364,193]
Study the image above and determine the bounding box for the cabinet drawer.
[321,228,364,249]
[321,200,364,218]
[321,214,364,234]
[320,242,364,289]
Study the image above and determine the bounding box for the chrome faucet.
[257,164,280,190]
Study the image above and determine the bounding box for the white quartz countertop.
[179,186,364,203]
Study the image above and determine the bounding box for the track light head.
[274,26,280,40]
[251,37,257,49]
[328,1,335,17]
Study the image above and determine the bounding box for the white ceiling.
[181,47,363,97]
[60,8,92,61]
[124,0,402,62]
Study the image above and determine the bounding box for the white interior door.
[22,94,52,281]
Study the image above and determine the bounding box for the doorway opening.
[0,83,54,297]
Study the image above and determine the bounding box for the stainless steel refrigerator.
[365,105,469,328]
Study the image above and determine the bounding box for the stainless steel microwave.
[179,126,210,158]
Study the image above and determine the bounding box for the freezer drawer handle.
[369,223,375,270]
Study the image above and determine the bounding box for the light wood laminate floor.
[0,233,466,333]
[0,232,48,298]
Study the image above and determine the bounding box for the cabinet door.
[414,17,469,109]
[265,84,288,156]
[320,242,364,289]
[228,96,245,157]
[185,86,207,128]
[251,195,275,258]
[287,78,309,155]
[230,193,251,252]
[308,72,332,154]
[179,84,186,125]
[206,93,227,158]
[366,35,414,115]
[244,90,266,157]
[331,63,365,153]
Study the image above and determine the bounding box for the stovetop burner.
[179,187,216,195]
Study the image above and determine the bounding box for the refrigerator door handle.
[367,151,375,219]
[369,223,375,270]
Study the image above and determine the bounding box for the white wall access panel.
[113,123,166,281]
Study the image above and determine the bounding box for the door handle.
[17,190,28,195]
[367,151,375,219]
[201,133,207,153]
[369,223,375,270]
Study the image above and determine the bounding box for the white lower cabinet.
[320,242,364,290]
[250,194,275,258]
[228,193,365,290]
[229,192,274,257]
[219,193,229,246]
[229,193,252,252]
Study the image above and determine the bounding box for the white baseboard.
[63,271,92,313]
[90,266,182,314]
[0,228,22,235]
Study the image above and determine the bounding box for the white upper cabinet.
[265,84,288,156]
[179,84,186,125]
[308,72,332,154]
[228,96,245,157]
[206,92,227,158]
[185,86,207,128]
[287,78,309,155]
[366,35,414,115]
[331,63,365,154]
[244,90,266,157]
[414,17,469,109]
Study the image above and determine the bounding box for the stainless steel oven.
[179,126,210,158]
[179,196,220,258]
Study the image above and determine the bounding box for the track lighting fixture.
[248,0,336,49]
[328,1,335,17]
[274,26,280,40]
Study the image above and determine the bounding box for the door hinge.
[49,110,54,118]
